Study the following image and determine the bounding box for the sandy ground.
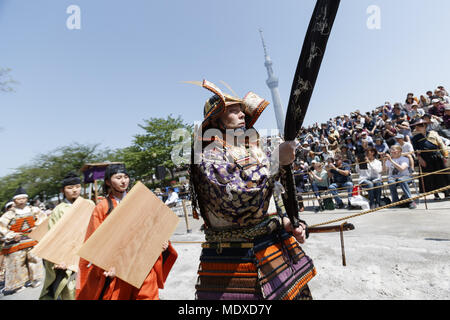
[2,196,450,300]
[161,196,450,300]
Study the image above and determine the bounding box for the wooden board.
[30,198,95,272]
[77,181,179,288]
[28,217,49,242]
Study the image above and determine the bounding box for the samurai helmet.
[186,80,270,130]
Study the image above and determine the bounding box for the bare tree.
[0,67,18,92]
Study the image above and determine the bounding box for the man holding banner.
[188,80,315,300]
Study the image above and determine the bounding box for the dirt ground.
[161,197,450,300]
[2,196,449,300]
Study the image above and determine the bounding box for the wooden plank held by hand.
[77,181,180,289]
[30,198,95,272]
[28,217,49,242]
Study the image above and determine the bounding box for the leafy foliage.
[0,67,18,93]
[0,143,117,209]
[117,115,192,182]
[0,115,192,209]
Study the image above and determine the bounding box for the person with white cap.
[396,120,412,141]
[437,88,450,104]
[429,99,446,118]
[394,134,415,172]
[0,187,44,295]
[408,103,425,120]
[164,187,179,208]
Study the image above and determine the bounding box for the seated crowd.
[293,86,450,212]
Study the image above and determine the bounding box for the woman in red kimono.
[76,164,177,300]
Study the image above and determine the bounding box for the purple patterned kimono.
[192,140,316,300]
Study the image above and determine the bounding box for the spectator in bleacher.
[297,141,310,162]
[426,90,439,103]
[318,144,333,162]
[395,134,414,155]
[344,135,355,151]
[382,145,417,209]
[394,134,415,172]
[422,113,442,132]
[383,120,398,147]
[355,115,365,128]
[396,121,412,142]
[327,127,339,146]
[408,103,425,121]
[318,134,330,148]
[343,114,353,130]
[339,144,355,164]
[356,147,383,209]
[309,161,329,212]
[359,131,373,145]
[382,102,393,118]
[154,188,163,201]
[406,92,419,103]
[363,114,375,132]
[428,99,446,118]
[355,138,370,162]
[441,105,450,139]
[419,95,430,109]
[437,86,449,96]
[290,84,450,209]
[404,96,416,113]
[411,119,450,199]
[319,123,329,138]
[374,137,389,155]
[437,89,450,104]
[306,150,320,165]
[391,104,408,124]
[293,162,307,212]
[374,113,386,131]
[327,156,353,209]
[380,111,390,123]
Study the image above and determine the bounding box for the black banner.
[282,0,341,228]
[284,0,341,140]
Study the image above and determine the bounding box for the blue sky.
[1,0,449,177]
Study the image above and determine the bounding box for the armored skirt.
[191,141,316,300]
[196,224,315,300]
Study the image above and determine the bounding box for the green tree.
[0,67,18,93]
[0,143,117,209]
[117,115,192,182]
